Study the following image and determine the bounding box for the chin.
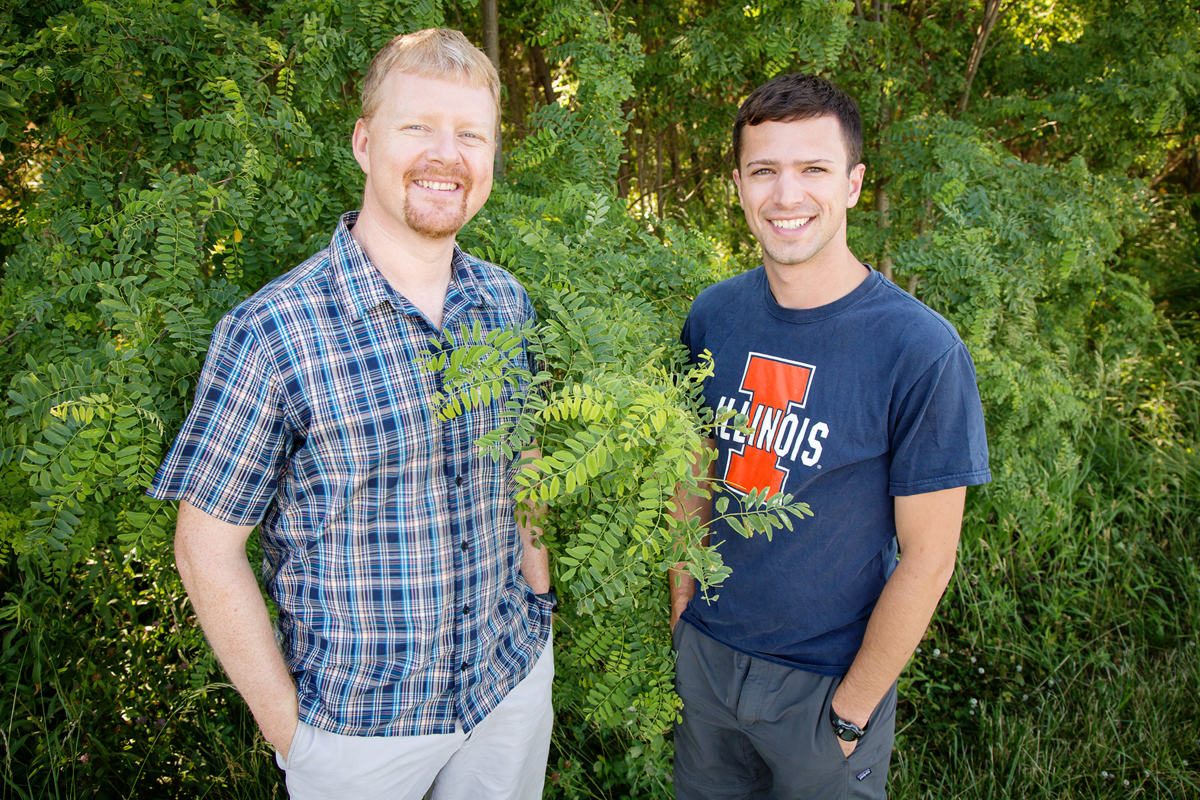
[765,248,818,267]
[404,204,469,239]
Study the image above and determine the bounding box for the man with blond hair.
[150,28,554,800]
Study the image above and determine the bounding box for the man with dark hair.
[151,28,554,800]
[669,73,990,799]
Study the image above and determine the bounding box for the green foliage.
[0,0,1198,797]
[447,8,815,762]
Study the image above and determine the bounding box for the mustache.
[405,165,472,190]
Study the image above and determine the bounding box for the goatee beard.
[404,166,473,239]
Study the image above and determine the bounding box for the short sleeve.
[521,287,537,327]
[888,342,991,495]
[516,286,542,384]
[148,315,292,525]
[680,311,699,366]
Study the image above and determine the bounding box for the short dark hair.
[733,74,863,171]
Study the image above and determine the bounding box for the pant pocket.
[823,678,898,762]
[277,720,316,772]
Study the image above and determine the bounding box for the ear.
[846,162,866,208]
[352,118,371,175]
[732,168,743,206]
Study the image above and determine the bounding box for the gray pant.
[672,622,895,800]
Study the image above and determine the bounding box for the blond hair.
[360,28,500,121]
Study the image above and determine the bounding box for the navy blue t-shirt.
[679,266,991,676]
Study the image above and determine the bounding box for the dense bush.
[0,0,1197,797]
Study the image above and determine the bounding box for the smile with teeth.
[770,217,812,231]
[415,179,459,191]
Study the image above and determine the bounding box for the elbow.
[935,553,956,593]
[898,548,957,595]
[174,531,197,589]
[928,549,957,596]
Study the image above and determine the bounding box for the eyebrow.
[744,158,837,169]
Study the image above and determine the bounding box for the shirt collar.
[328,210,487,324]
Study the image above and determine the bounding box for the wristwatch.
[535,587,559,612]
[829,705,868,742]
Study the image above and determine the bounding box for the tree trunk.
[482,0,502,175]
[667,122,681,210]
[1150,143,1198,189]
[655,133,664,217]
[876,182,893,281]
[689,141,706,208]
[875,85,893,281]
[956,0,1006,116]
[529,42,556,105]
[617,98,635,198]
[635,108,647,214]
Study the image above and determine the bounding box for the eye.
[752,168,774,176]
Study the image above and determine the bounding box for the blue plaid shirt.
[150,211,550,736]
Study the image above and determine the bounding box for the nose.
[425,128,462,166]
[773,168,808,207]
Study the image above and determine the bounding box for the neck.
[763,246,868,311]
[351,205,457,328]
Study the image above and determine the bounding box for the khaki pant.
[277,632,554,800]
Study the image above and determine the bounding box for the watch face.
[829,706,866,741]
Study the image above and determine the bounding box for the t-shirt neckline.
[760,264,882,324]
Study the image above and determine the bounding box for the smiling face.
[733,115,866,274]
[352,71,496,242]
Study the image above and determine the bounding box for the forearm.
[831,554,955,725]
[175,503,297,748]
[667,503,708,626]
[180,551,298,723]
[669,440,715,630]
[518,447,551,594]
[668,562,699,629]
[833,486,965,727]
[519,510,551,594]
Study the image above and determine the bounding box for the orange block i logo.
[716,352,827,496]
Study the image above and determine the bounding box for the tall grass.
[888,358,1200,799]
[892,642,1200,799]
[0,545,287,799]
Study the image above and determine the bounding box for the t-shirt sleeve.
[680,309,699,366]
[148,315,292,525]
[888,342,991,495]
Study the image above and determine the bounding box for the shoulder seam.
[893,339,969,421]
[878,279,962,339]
